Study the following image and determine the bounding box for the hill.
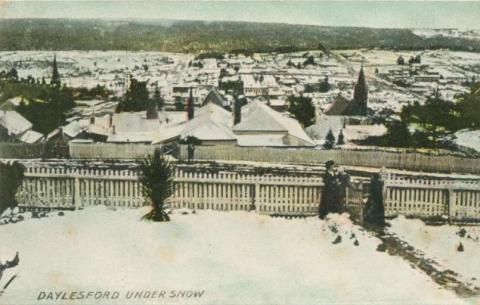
[0,19,479,53]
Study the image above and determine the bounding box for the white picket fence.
[382,171,480,222]
[16,166,324,216]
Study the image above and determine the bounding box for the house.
[233,100,315,147]
[153,102,236,146]
[0,110,43,143]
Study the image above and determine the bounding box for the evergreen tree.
[324,129,335,149]
[119,77,149,112]
[152,84,164,110]
[138,150,174,222]
[187,88,195,120]
[363,173,386,227]
[385,120,412,148]
[233,95,242,125]
[353,66,368,115]
[287,95,316,127]
[397,56,405,65]
[319,76,331,93]
[0,161,24,215]
[337,129,345,145]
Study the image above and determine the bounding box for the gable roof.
[180,102,236,141]
[19,130,44,144]
[233,101,286,132]
[324,94,352,116]
[0,110,32,136]
[234,100,314,146]
[202,88,226,107]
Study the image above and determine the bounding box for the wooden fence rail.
[16,166,325,216]
[179,145,480,175]
[381,171,480,223]
[69,143,164,159]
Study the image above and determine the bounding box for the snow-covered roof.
[306,115,344,141]
[0,110,32,136]
[179,103,236,141]
[455,129,480,152]
[19,130,44,144]
[234,100,314,146]
[63,119,89,138]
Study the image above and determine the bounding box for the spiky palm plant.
[138,150,174,222]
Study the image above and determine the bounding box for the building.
[202,87,227,107]
[0,110,43,143]
[324,67,368,116]
[233,100,315,147]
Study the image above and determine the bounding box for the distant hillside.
[0,19,479,53]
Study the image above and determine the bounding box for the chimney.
[90,116,95,125]
[108,114,113,127]
[112,125,116,135]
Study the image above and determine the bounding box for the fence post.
[74,173,81,210]
[447,188,455,224]
[253,183,260,212]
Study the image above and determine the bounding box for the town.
[2,3,480,305]
[1,49,480,152]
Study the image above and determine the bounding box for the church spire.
[50,54,61,87]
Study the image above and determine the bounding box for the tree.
[397,56,405,65]
[324,129,335,149]
[187,88,194,120]
[303,55,315,66]
[363,173,385,227]
[402,97,458,144]
[385,120,412,147]
[152,84,164,110]
[233,95,242,125]
[457,83,480,129]
[0,161,25,215]
[138,150,174,222]
[337,129,345,145]
[117,77,149,112]
[287,95,316,127]
[319,76,331,93]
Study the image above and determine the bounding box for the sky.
[0,1,480,29]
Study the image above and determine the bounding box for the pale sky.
[1,1,480,29]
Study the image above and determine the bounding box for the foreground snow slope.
[0,207,466,305]
[389,216,480,288]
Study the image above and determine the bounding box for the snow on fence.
[69,143,163,159]
[179,145,480,175]
[381,171,480,222]
[16,166,325,216]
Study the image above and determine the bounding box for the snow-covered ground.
[0,207,469,305]
[389,216,480,288]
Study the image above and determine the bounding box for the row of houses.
[61,98,316,147]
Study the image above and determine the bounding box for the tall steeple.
[50,54,61,87]
[353,65,368,115]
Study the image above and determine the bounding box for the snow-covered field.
[0,207,469,305]
[389,216,480,289]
